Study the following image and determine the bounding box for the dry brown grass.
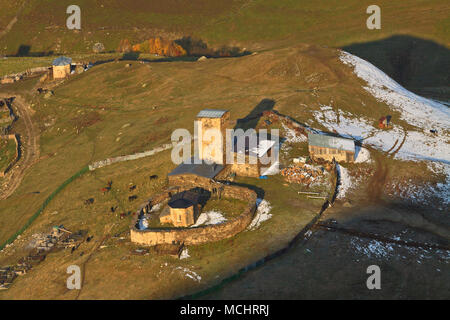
[0,44,446,299]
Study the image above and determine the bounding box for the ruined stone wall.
[89,142,176,170]
[167,174,220,191]
[1,66,49,84]
[130,181,257,246]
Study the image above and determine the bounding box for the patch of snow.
[179,248,190,260]
[247,199,272,230]
[306,52,450,204]
[139,218,148,230]
[191,210,227,227]
[336,164,352,199]
[138,218,149,230]
[150,203,162,212]
[282,122,307,143]
[350,235,450,262]
[304,230,313,239]
[175,267,201,282]
[351,238,394,259]
[339,51,449,166]
[354,146,371,163]
[340,51,450,131]
[312,104,372,141]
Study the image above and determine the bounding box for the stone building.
[196,109,230,164]
[159,191,200,227]
[52,56,72,79]
[230,135,276,177]
[308,132,355,163]
[169,108,277,182]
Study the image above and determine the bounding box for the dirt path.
[0,94,40,199]
[365,129,407,203]
[367,151,389,203]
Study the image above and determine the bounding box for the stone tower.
[196,109,230,164]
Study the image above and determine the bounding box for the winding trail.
[0,94,40,199]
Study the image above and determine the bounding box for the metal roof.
[168,158,224,179]
[197,109,228,118]
[52,56,72,66]
[308,132,355,153]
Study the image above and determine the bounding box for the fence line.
[89,138,194,171]
[1,66,49,81]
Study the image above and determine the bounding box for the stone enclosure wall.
[89,142,175,170]
[130,178,257,246]
[1,66,50,84]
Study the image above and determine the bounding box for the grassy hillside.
[0,44,443,247]
[0,0,448,56]
[0,137,15,172]
[0,42,447,298]
[1,0,448,97]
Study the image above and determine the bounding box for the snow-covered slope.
[338,52,449,164]
[319,51,450,203]
[325,52,445,164]
[340,52,450,130]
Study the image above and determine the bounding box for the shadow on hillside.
[122,51,140,60]
[11,45,54,57]
[235,99,276,131]
[226,181,265,200]
[342,35,450,99]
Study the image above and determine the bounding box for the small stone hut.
[160,190,200,227]
[52,56,72,79]
[308,132,355,163]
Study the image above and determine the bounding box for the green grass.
[0,0,448,56]
[0,137,16,172]
[0,53,161,77]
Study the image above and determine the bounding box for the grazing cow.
[128,195,137,202]
[129,185,136,191]
[101,181,113,194]
[150,175,158,180]
[101,187,110,194]
[84,198,94,205]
